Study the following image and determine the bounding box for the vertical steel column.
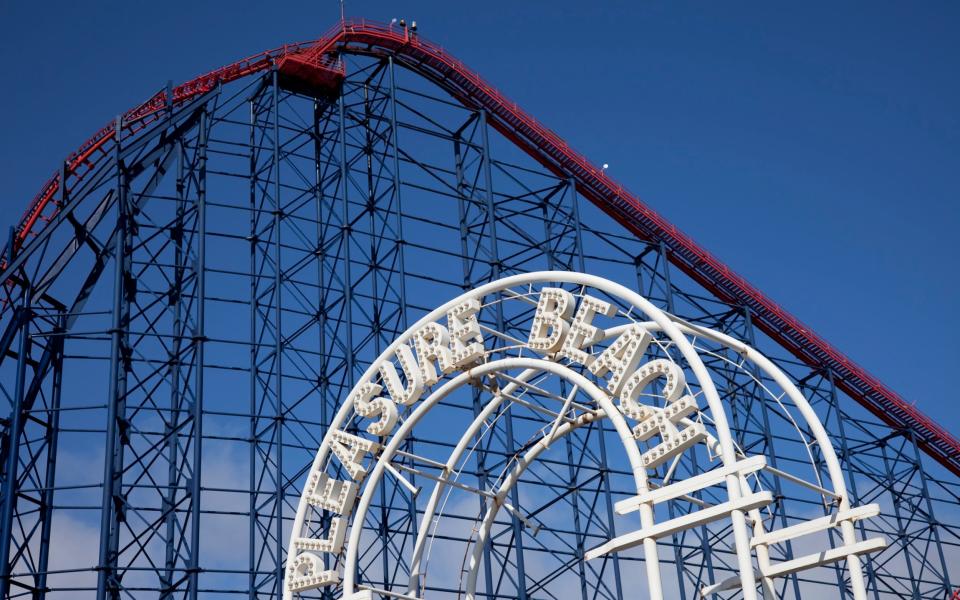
[571,170,630,600]
[592,393,626,600]
[162,111,187,598]
[245,72,288,597]
[312,101,328,432]
[0,305,31,599]
[188,107,208,600]
[337,75,355,390]
[657,241,675,314]
[160,81,183,599]
[478,111,500,283]
[654,240,689,599]
[825,370,881,600]
[453,132,474,287]
[387,58,409,333]
[479,108,529,600]
[312,94,335,600]
[362,81,380,337]
[815,433,850,599]
[880,439,921,600]
[540,187,556,268]
[567,178,586,273]
[541,178,590,600]
[361,70,397,591]
[452,120,496,596]
[563,440,589,600]
[97,116,133,600]
[248,92,260,600]
[386,62,420,586]
[362,58,416,591]
[743,308,802,599]
[907,431,952,597]
[651,240,719,597]
[337,62,361,589]
[35,312,65,600]
[271,68,285,600]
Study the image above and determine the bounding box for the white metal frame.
[284,271,884,600]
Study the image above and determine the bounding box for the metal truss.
[0,18,956,600]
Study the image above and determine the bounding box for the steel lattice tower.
[0,18,957,600]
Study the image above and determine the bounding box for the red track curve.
[11,19,960,476]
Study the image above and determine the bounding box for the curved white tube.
[284,271,873,600]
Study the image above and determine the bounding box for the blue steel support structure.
[0,19,956,600]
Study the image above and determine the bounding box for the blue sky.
[1,0,957,435]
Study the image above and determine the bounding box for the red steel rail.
[11,19,960,476]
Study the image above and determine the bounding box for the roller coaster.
[0,17,956,600]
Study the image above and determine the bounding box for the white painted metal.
[605,319,876,600]
[762,538,887,579]
[283,271,882,600]
[749,504,880,549]
[345,358,650,599]
[614,455,767,513]
[585,492,774,561]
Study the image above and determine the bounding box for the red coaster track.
[11,18,959,476]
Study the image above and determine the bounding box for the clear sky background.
[1,1,957,433]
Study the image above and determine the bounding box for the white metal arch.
[458,321,872,599]
[285,271,882,600]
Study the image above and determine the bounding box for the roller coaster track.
[8,18,959,476]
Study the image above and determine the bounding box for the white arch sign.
[284,272,884,600]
